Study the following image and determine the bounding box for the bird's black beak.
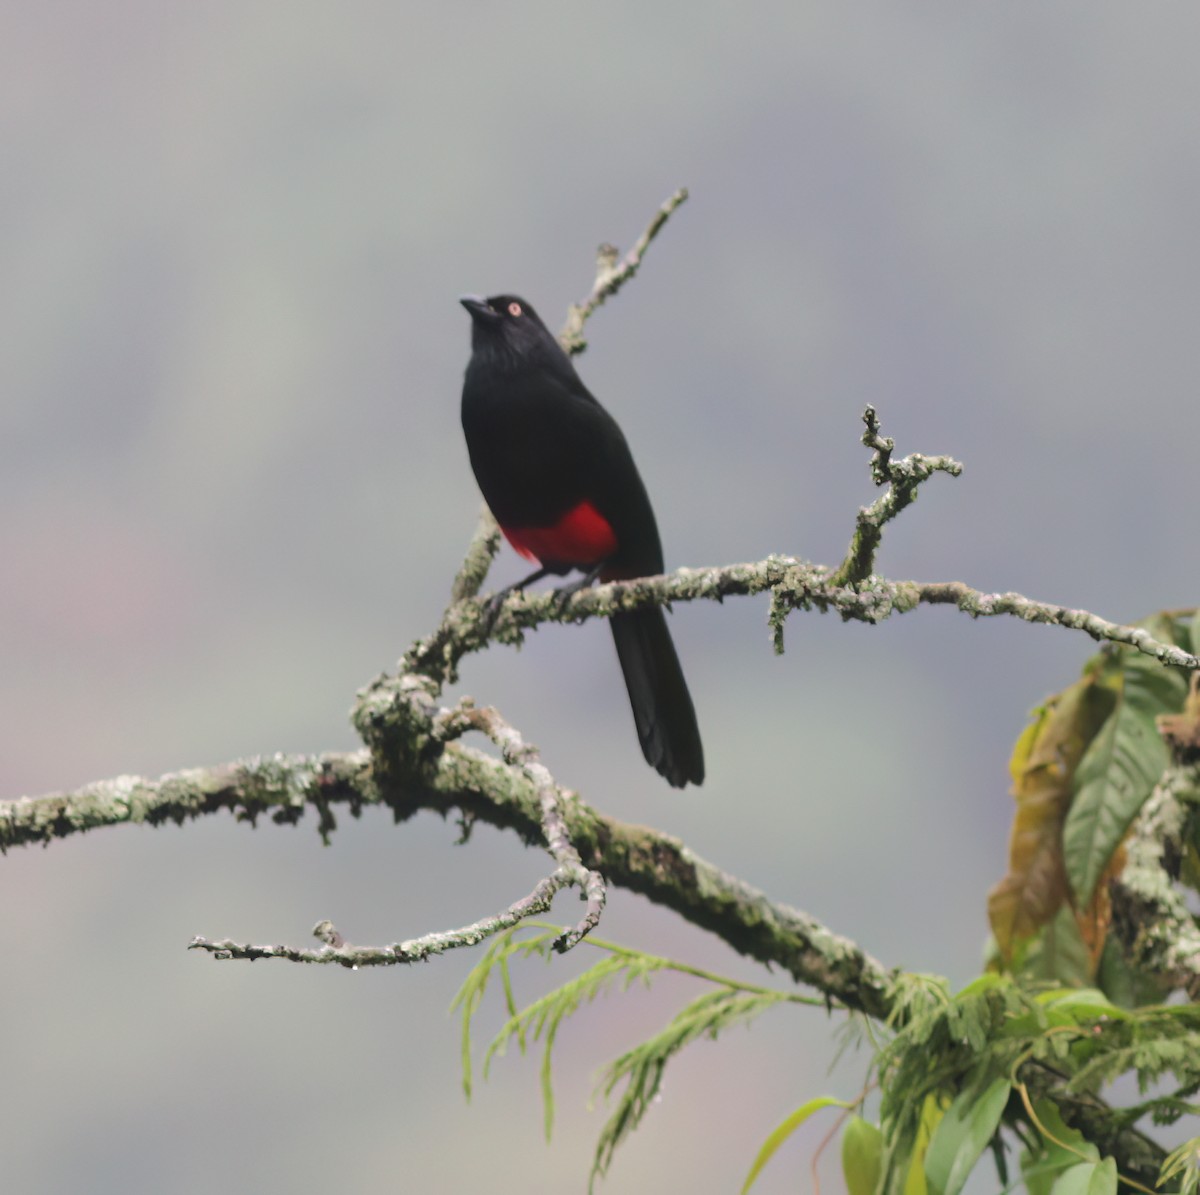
[459,295,498,322]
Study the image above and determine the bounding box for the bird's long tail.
[610,608,704,788]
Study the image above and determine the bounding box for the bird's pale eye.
[507,301,522,317]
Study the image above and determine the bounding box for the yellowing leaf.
[989,677,1116,962]
[1074,841,1125,966]
[901,1095,942,1195]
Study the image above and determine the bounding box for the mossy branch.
[2,743,891,1015]
[1110,677,1200,996]
[400,549,1199,694]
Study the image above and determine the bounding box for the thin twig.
[435,700,606,951]
[189,868,575,966]
[558,188,688,356]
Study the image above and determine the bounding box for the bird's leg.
[551,560,608,615]
[481,565,555,628]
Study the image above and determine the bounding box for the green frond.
[1160,1136,1200,1195]
[449,925,561,1100]
[589,989,788,1190]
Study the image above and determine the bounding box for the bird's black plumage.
[460,293,703,788]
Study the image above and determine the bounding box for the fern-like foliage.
[451,924,1200,1192]
[1160,1135,1200,1195]
[590,987,786,1186]
[869,969,1200,1192]
[450,923,817,1191]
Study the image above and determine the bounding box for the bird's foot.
[550,563,605,617]
[480,585,519,634]
[477,565,553,635]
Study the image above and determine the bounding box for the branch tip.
[558,187,689,356]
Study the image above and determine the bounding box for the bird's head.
[460,294,559,368]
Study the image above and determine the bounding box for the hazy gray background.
[2,5,1196,1192]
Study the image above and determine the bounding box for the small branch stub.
[829,405,963,589]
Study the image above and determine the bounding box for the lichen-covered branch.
[190,865,576,966]
[1,743,892,1015]
[0,751,375,851]
[449,505,502,603]
[915,582,1198,668]
[1109,763,1200,998]
[398,396,1196,691]
[395,554,1200,700]
[1110,678,1200,997]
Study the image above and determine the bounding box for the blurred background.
[2,5,1197,1192]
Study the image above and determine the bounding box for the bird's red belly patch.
[502,501,617,567]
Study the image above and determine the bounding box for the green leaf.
[1010,1158,1082,1195]
[1035,988,1129,1024]
[923,1076,1010,1195]
[842,1116,884,1195]
[952,973,1006,1001]
[1032,1099,1098,1161]
[1049,1157,1116,1195]
[1018,903,1094,988]
[739,1096,852,1193]
[1064,650,1188,904]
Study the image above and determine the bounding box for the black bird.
[459,293,704,788]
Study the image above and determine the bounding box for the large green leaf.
[923,1076,1010,1195]
[1034,988,1128,1024]
[1063,643,1188,905]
